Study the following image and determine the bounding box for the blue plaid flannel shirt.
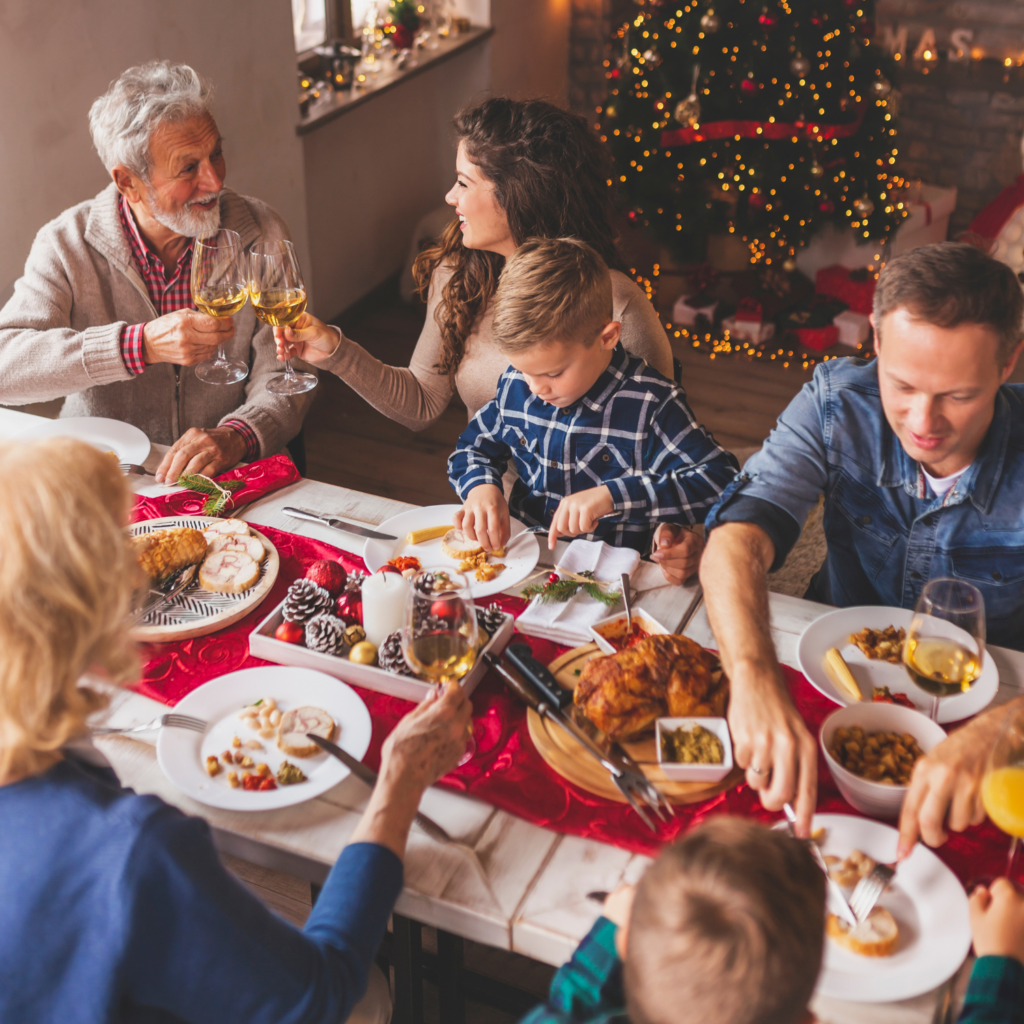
[448,345,738,552]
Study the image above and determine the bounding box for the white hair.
[88,61,214,179]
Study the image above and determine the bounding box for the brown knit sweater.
[322,266,675,429]
[0,183,313,454]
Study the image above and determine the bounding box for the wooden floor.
[303,278,813,507]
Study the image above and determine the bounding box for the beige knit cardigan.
[0,183,313,454]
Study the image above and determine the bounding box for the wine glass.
[248,239,318,396]
[402,568,478,765]
[982,708,1024,881]
[191,228,250,385]
[903,578,986,722]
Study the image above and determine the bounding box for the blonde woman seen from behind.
[0,437,472,1024]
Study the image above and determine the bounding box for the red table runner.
[127,508,1007,886]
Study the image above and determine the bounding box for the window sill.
[296,26,493,136]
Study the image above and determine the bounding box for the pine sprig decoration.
[521,570,620,607]
[176,472,246,515]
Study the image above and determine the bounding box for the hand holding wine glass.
[273,312,341,366]
[903,577,985,722]
[248,239,318,396]
[401,568,479,765]
[191,228,250,385]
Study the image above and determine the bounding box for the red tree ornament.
[305,559,347,598]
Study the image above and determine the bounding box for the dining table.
[3,404,1021,1024]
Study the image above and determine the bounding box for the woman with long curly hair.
[279,98,706,582]
[0,437,471,1023]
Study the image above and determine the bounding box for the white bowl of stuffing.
[656,717,733,783]
[820,703,947,819]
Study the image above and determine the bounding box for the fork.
[849,861,896,921]
[119,463,149,476]
[91,713,207,736]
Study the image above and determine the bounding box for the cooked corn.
[406,526,450,545]
[825,647,862,701]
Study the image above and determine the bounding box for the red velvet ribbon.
[660,102,867,148]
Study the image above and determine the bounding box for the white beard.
[144,185,223,238]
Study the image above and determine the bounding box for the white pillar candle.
[361,571,409,649]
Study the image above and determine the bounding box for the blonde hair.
[0,439,139,780]
[491,237,613,353]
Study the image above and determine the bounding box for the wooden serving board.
[130,517,280,643]
[526,643,742,805]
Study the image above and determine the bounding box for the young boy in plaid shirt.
[447,238,737,561]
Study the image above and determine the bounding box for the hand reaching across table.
[546,486,614,551]
[454,483,510,553]
[274,312,340,366]
[154,425,249,483]
[649,523,704,584]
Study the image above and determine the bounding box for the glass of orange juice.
[981,709,1024,878]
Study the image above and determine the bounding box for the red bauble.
[391,23,413,49]
[819,199,835,213]
[749,191,767,210]
[305,559,347,598]
[430,597,463,623]
[758,11,777,28]
[547,572,560,584]
[274,620,305,645]
[336,592,363,626]
[377,564,401,576]
[740,77,758,94]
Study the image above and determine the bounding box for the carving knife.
[306,733,454,845]
[283,506,397,541]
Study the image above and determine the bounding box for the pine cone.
[414,613,448,638]
[305,613,346,655]
[344,570,367,596]
[378,630,413,675]
[282,578,333,624]
[476,602,505,636]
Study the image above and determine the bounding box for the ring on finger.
[749,765,768,776]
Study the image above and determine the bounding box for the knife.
[284,507,397,541]
[782,803,859,927]
[306,734,455,845]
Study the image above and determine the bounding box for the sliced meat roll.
[207,532,266,564]
[277,706,336,757]
[199,550,260,593]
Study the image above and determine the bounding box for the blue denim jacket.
[705,357,1024,651]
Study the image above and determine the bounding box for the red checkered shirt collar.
[117,193,195,316]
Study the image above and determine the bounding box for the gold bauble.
[790,55,810,77]
[853,194,875,218]
[344,624,366,647]
[348,640,378,665]
[782,258,797,272]
[810,160,824,178]
[674,93,701,127]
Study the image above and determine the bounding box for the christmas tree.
[600,0,905,267]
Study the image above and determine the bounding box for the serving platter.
[157,666,371,811]
[129,516,279,642]
[526,643,742,805]
[797,605,997,723]
[362,503,540,599]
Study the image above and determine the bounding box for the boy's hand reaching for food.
[548,486,614,551]
[455,484,510,552]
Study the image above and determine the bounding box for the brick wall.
[566,2,1024,237]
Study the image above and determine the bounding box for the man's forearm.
[700,522,781,685]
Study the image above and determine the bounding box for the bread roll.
[277,706,336,757]
[826,906,899,957]
[199,550,260,593]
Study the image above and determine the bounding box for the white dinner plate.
[157,666,372,811]
[362,503,540,599]
[774,813,970,1002]
[14,415,151,465]
[797,605,998,724]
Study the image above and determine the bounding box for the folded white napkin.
[516,540,641,646]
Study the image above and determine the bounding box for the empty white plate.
[14,415,151,465]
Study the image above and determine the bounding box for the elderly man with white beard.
[0,61,314,481]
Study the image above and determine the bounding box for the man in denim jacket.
[699,243,1024,834]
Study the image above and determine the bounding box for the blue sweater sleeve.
[448,396,511,498]
[958,956,1024,1024]
[121,807,402,1024]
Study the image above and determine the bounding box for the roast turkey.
[573,634,728,741]
[277,706,336,757]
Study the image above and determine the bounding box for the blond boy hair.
[491,237,613,353]
[0,439,138,781]
[624,817,825,1024]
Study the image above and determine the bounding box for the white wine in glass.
[903,578,985,721]
[402,568,478,765]
[192,228,250,385]
[248,239,318,396]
